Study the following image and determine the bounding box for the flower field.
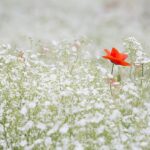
[0,37,150,150]
[0,0,150,149]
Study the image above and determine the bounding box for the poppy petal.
[119,61,131,66]
[111,48,120,58]
[104,49,111,55]
[103,55,120,64]
[102,55,110,59]
[121,53,128,60]
[108,56,122,65]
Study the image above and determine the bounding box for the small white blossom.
[28,102,36,109]
[20,140,27,147]
[44,137,52,146]
[20,106,28,115]
[21,121,34,131]
[110,110,121,121]
[36,122,47,130]
[49,74,57,81]
[59,124,69,134]
[0,124,4,133]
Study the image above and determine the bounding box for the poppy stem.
[110,63,114,96]
[111,63,114,74]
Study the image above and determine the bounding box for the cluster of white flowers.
[124,36,150,64]
[0,39,150,149]
[124,37,143,52]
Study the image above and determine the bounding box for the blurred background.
[0,0,150,49]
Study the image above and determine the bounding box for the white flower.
[107,73,113,79]
[21,121,34,131]
[124,37,143,52]
[76,88,89,96]
[0,124,4,133]
[59,124,69,134]
[20,140,27,147]
[28,102,36,109]
[44,137,52,146]
[94,103,105,109]
[72,46,77,52]
[36,122,47,130]
[44,101,51,106]
[24,145,34,150]
[115,144,124,150]
[76,113,104,126]
[99,66,107,75]
[74,141,84,150]
[97,126,105,134]
[110,110,121,121]
[140,142,148,147]
[49,74,57,81]
[34,139,43,145]
[121,134,128,142]
[20,107,28,115]
[52,40,58,46]
[141,128,150,135]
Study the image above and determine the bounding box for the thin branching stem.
[141,63,144,86]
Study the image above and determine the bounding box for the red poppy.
[102,48,131,66]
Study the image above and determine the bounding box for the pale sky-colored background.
[0,0,150,50]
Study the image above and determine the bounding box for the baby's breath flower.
[44,137,52,146]
[0,40,149,149]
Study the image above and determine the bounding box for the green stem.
[111,63,114,74]
[129,61,133,79]
[141,63,144,86]
[2,122,9,148]
[142,63,144,77]
[110,64,114,96]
